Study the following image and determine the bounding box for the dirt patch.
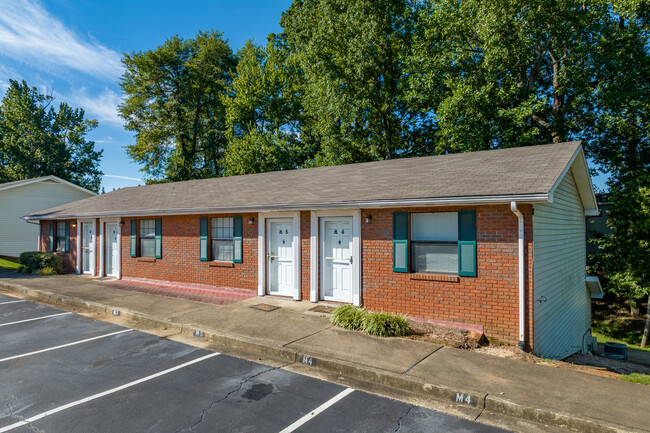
[407,320,483,349]
[475,344,650,380]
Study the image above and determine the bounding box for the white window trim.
[99,218,121,279]
[76,219,97,276]
[310,209,361,306]
[257,212,301,300]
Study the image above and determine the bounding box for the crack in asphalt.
[394,405,415,432]
[175,362,292,433]
[6,399,45,433]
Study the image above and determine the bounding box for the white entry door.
[321,217,353,303]
[267,219,294,296]
[105,223,119,277]
[82,222,95,274]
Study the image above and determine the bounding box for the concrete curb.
[0,281,641,433]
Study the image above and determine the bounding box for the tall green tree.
[222,38,318,175]
[280,0,435,165]
[119,30,237,182]
[0,79,102,191]
[410,0,609,153]
[588,0,650,346]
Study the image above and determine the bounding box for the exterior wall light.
[365,214,372,224]
[247,217,255,225]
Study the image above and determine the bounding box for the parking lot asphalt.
[0,293,507,433]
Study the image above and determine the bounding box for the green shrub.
[361,311,411,337]
[330,305,367,330]
[37,266,59,276]
[19,251,62,275]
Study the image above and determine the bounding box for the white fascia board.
[23,193,550,220]
[0,175,96,196]
[548,145,598,212]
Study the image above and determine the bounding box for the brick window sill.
[410,273,460,283]
[209,261,234,268]
[137,257,156,263]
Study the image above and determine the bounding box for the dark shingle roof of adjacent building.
[25,141,590,219]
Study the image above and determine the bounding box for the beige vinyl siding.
[0,180,94,257]
[533,170,590,359]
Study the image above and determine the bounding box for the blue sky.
[0,0,608,192]
[0,0,292,191]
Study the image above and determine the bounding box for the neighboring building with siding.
[24,142,600,359]
[0,176,96,258]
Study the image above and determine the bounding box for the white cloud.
[103,174,142,182]
[69,88,123,127]
[0,0,122,80]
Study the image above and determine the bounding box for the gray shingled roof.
[25,142,583,219]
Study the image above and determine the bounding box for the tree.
[0,79,103,191]
[222,38,318,175]
[280,0,436,165]
[588,1,650,347]
[119,30,237,182]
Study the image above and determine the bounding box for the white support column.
[292,213,301,301]
[99,221,104,277]
[352,209,361,307]
[75,221,81,274]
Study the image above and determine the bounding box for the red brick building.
[26,142,601,359]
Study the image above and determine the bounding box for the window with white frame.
[139,219,156,258]
[411,212,458,274]
[211,217,234,261]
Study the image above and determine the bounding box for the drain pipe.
[510,202,526,351]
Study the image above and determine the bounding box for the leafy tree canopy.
[0,79,103,191]
[119,30,237,183]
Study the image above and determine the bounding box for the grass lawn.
[619,373,650,385]
[592,294,649,352]
[0,257,21,271]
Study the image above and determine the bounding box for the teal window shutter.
[458,211,477,277]
[393,212,408,272]
[199,217,208,261]
[48,222,54,252]
[233,216,243,263]
[154,218,162,259]
[64,221,70,253]
[130,219,137,257]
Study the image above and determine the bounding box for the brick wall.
[120,214,258,292]
[360,205,534,344]
[39,220,77,272]
[300,211,311,300]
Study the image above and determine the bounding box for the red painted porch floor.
[100,278,256,306]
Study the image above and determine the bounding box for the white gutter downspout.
[510,201,526,351]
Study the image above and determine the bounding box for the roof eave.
[23,193,550,220]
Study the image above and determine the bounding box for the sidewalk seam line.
[281,325,333,348]
[401,345,443,375]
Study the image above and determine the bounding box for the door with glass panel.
[105,223,119,277]
[267,219,294,297]
[82,222,95,274]
[411,212,458,274]
[321,217,353,303]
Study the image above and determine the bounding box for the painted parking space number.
[301,355,315,366]
[455,393,472,405]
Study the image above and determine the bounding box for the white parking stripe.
[0,312,72,327]
[278,388,355,433]
[0,300,26,306]
[0,329,134,363]
[0,352,221,432]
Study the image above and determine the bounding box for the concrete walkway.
[0,271,647,433]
